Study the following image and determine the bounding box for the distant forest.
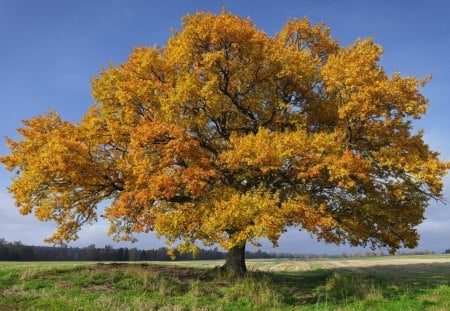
[0,238,442,261]
[0,238,295,261]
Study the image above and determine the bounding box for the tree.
[1,10,448,275]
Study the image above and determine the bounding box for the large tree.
[1,11,448,275]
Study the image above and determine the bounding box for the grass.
[0,255,450,310]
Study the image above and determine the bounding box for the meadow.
[1,255,450,310]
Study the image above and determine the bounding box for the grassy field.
[1,255,450,310]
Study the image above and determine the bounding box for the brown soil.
[247,257,450,272]
[95,262,208,280]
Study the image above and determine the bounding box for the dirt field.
[247,255,450,272]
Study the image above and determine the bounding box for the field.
[1,255,450,310]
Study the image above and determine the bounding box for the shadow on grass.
[96,261,450,307]
[269,261,450,306]
[1,261,450,310]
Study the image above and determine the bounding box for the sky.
[0,0,449,254]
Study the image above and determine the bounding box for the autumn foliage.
[1,11,448,273]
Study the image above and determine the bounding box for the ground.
[1,255,450,310]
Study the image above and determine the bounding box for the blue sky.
[1,0,449,254]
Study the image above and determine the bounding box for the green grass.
[1,256,450,310]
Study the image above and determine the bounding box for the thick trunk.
[221,243,247,276]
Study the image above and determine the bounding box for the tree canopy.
[1,10,448,274]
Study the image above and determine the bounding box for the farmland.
[1,255,450,310]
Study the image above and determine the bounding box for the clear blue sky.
[1,0,449,254]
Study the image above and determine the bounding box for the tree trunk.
[221,243,247,276]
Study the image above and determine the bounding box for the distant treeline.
[0,238,292,261]
[0,238,440,261]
